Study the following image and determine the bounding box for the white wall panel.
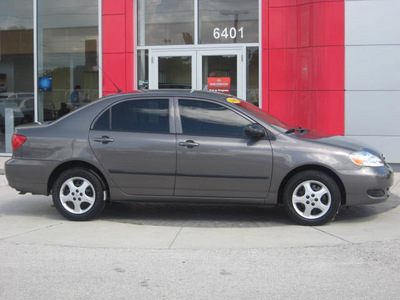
[345,0,400,164]
[346,0,400,45]
[345,91,400,136]
[345,45,400,90]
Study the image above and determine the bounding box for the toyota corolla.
[5,90,394,225]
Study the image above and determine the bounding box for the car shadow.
[102,202,293,228]
[3,193,399,228]
[101,194,400,228]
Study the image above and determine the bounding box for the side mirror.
[245,124,265,139]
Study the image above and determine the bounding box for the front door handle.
[178,140,200,149]
[94,136,114,144]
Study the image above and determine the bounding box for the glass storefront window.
[38,0,99,123]
[137,2,260,106]
[247,47,259,106]
[0,0,34,152]
[137,50,149,90]
[138,0,194,46]
[199,0,259,44]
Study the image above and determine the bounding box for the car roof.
[107,89,232,103]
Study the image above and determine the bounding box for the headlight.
[349,151,384,167]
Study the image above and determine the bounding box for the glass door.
[149,48,245,99]
[197,49,244,99]
[149,50,196,90]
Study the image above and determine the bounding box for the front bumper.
[338,164,394,205]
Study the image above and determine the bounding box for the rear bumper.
[5,158,58,195]
[339,164,394,205]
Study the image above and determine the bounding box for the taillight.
[12,134,27,150]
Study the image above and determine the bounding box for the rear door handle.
[94,136,114,144]
[178,140,199,149]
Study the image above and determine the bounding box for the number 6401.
[213,27,244,40]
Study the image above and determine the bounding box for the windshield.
[234,100,291,132]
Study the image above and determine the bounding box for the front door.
[174,97,273,199]
[149,49,245,99]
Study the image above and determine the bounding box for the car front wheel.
[52,168,106,221]
[283,170,341,226]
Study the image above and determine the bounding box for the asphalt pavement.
[0,156,399,299]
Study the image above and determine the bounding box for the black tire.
[52,168,106,221]
[283,170,341,226]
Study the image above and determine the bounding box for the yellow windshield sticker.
[226,98,241,104]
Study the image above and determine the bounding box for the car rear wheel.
[52,168,105,221]
[283,170,341,226]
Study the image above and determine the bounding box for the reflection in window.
[179,99,251,137]
[199,0,259,44]
[138,0,194,46]
[247,47,259,106]
[159,56,192,89]
[0,0,34,152]
[137,50,149,90]
[111,99,169,133]
[38,0,99,123]
[93,108,110,131]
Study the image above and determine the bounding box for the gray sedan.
[5,90,394,225]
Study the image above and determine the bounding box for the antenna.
[96,65,122,93]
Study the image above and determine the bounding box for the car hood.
[296,131,381,156]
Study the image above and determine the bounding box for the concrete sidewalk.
[0,156,9,175]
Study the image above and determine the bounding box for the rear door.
[89,97,176,196]
[174,98,273,200]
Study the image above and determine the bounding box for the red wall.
[102,0,134,96]
[262,0,345,135]
[102,0,345,135]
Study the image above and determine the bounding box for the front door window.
[178,99,251,137]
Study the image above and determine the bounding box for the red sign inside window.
[207,77,231,94]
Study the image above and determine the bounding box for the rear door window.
[93,99,170,133]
